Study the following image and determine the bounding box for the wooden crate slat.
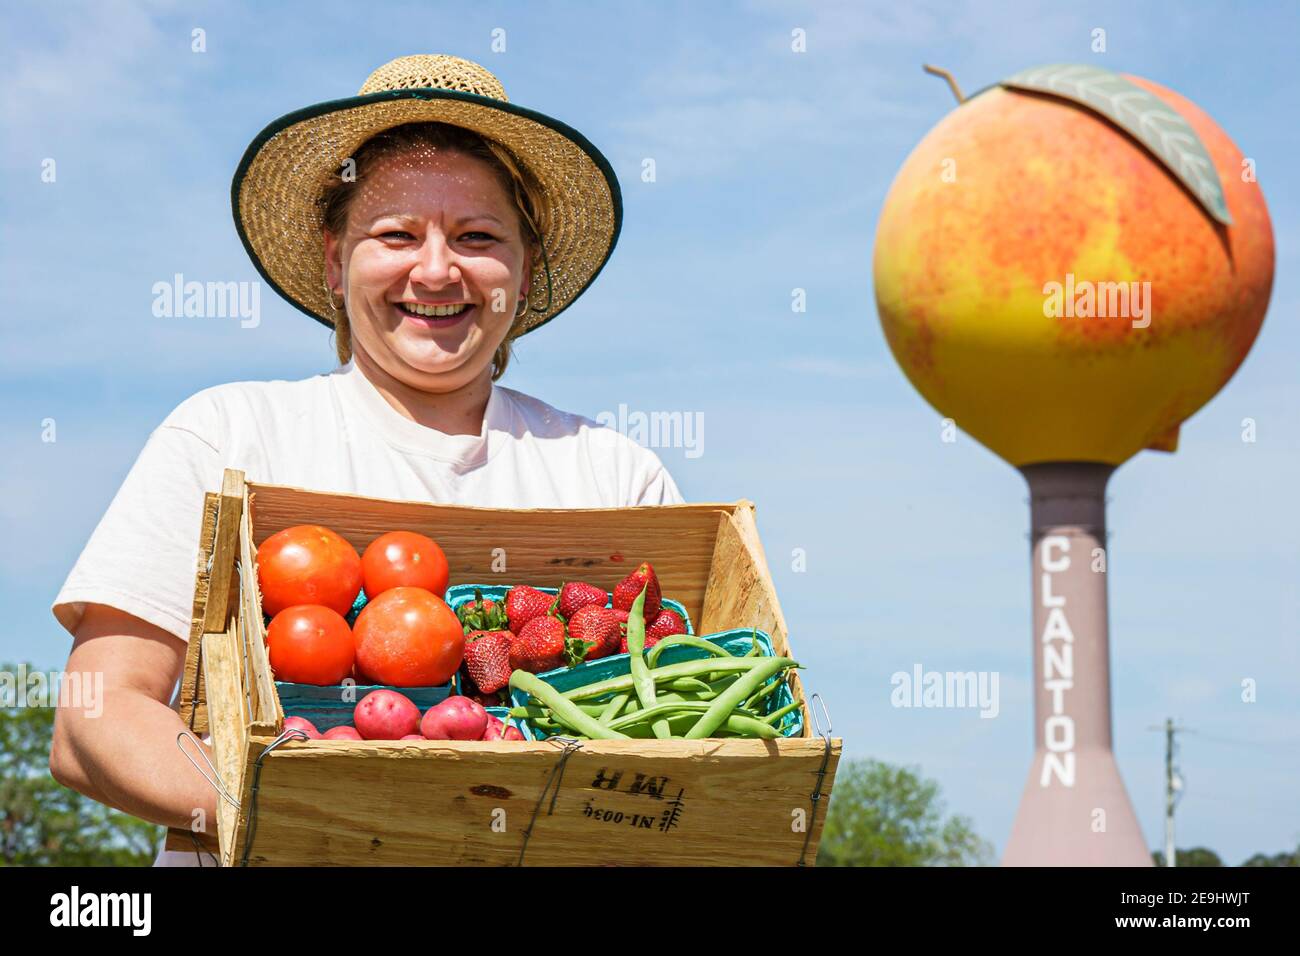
[248,481,730,629]
[232,737,841,867]
[203,622,251,867]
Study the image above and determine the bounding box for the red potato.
[323,725,362,740]
[481,715,524,741]
[283,716,322,739]
[354,689,422,740]
[420,696,488,741]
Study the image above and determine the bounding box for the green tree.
[1151,847,1223,867]
[1240,841,1299,867]
[816,758,994,866]
[1,662,161,866]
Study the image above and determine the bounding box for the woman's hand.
[49,604,220,836]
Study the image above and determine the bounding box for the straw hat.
[231,54,622,337]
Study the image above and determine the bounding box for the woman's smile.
[393,299,477,329]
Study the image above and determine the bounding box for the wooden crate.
[170,469,840,866]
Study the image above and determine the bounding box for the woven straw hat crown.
[359,54,507,98]
[232,53,621,337]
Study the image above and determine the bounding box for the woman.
[47,54,682,864]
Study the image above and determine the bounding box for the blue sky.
[3,0,1297,864]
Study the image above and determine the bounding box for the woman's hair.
[318,122,551,380]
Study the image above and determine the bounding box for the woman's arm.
[49,603,219,833]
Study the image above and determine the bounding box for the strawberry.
[557,581,608,619]
[509,615,567,673]
[457,589,509,633]
[506,585,556,634]
[567,604,623,661]
[463,630,513,694]
[619,630,664,655]
[612,563,661,620]
[646,608,687,641]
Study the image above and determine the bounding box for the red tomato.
[352,587,464,687]
[361,531,449,600]
[257,524,363,617]
[266,605,356,685]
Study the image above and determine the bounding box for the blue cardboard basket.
[443,583,693,634]
[508,627,803,741]
[277,680,515,736]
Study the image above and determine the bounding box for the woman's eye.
[380,230,415,240]
[461,232,495,242]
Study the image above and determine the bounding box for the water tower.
[873,64,1274,865]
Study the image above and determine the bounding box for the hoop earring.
[323,279,341,318]
[514,295,529,320]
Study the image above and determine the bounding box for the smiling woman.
[46,54,683,867]
[318,121,551,389]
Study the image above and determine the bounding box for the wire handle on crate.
[516,736,584,867]
[797,693,834,868]
[239,728,309,867]
[176,730,241,810]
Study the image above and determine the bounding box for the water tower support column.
[1002,463,1151,866]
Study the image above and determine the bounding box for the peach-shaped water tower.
[873,64,1274,866]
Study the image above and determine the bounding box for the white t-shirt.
[53,358,684,643]
[51,359,683,866]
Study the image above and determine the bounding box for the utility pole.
[1148,718,1186,866]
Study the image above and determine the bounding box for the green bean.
[626,589,671,740]
[714,712,780,738]
[597,691,630,723]
[646,635,735,669]
[607,700,714,731]
[509,671,630,740]
[657,677,714,694]
[763,700,802,726]
[621,712,779,739]
[562,658,766,701]
[684,658,796,740]
[744,676,784,710]
[510,702,606,720]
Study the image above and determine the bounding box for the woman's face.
[323,146,531,391]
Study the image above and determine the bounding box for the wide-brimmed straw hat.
[231,54,622,337]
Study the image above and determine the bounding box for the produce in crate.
[354,689,422,740]
[456,590,509,632]
[419,696,489,740]
[322,725,362,740]
[509,587,801,740]
[463,630,513,694]
[612,562,661,619]
[256,524,363,617]
[352,586,464,686]
[297,688,524,742]
[283,716,323,739]
[361,530,450,600]
[509,614,568,673]
[556,581,609,619]
[567,604,623,661]
[504,584,555,633]
[618,606,687,653]
[265,604,356,685]
[481,715,525,741]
